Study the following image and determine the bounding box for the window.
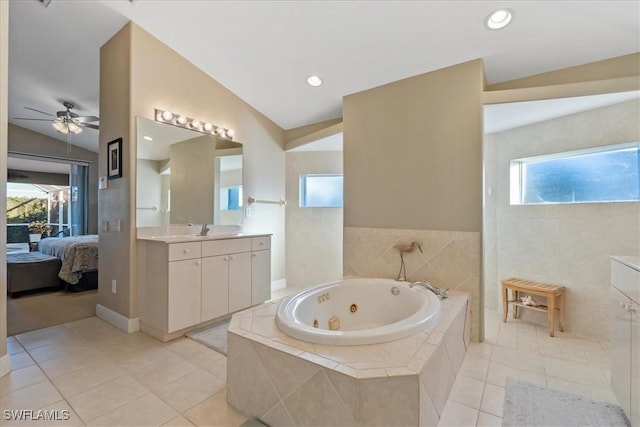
[299,174,343,208]
[510,143,640,205]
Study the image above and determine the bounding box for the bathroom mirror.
[136,116,243,227]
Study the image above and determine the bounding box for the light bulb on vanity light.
[161,110,174,121]
[225,129,234,139]
[203,122,214,132]
[191,119,201,129]
[177,115,188,125]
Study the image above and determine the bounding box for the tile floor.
[1,299,617,426]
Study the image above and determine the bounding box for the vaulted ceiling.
[8,1,640,152]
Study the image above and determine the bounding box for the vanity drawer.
[252,236,271,251]
[202,238,252,257]
[168,242,201,261]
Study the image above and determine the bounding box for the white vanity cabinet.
[610,256,640,427]
[139,234,272,341]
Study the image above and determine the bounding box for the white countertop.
[612,256,640,272]
[138,232,271,244]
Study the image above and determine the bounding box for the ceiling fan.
[14,101,99,135]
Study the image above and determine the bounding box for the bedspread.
[37,235,99,285]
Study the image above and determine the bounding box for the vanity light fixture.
[154,109,234,140]
[485,8,513,30]
[307,75,322,87]
[143,135,154,141]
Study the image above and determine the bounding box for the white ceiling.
[8,1,640,153]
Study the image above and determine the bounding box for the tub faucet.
[410,280,450,299]
[197,224,210,236]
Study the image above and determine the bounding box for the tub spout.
[410,280,450,299]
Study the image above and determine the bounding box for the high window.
[299,174,343,208]
[510,143,640,205]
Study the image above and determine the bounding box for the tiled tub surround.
[227,292,470,426]
[344,227,480,341]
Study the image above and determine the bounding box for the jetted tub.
[276,278,441,345]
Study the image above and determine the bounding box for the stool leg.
[502,285,508,322]
[557,293,565,332]
[547,294,555,337]
[513,290,519,319]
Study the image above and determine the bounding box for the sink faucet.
[197,224,210,236]
[410,280,450,299]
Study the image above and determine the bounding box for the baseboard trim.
[272,278,286,291]
[96,304,140,333]
[0,353,10,377]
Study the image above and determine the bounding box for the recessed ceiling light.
[485,8,513,30]
[307,75,322,87]
[143,135,153,141]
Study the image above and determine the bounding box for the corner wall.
[484,100,640,340]
[1,0,9,369]
[343,59,484,340]
[99,23,286,321]
[285,151,343,288]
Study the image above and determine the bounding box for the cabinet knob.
[252,253,256,257]
[183,249,189,254]
[229,255,234,261]
[223,256,228,261]
[195,260,201,266]
[259,241,264,246]
[628,305,637,313]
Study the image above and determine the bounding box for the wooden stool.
[501,278,565,337]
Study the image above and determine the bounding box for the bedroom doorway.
[6,155,96,335]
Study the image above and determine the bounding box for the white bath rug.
[502,378,630,427]
[186,320,229,355]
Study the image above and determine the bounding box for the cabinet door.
[251,249,271,305]
[168,259,202,333]
[611,288,631,419]
[201,255,229,322]
[228,252,252,313]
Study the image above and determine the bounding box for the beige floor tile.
[64,317,116,336]
[491,346,545,374]
[448,375,485,409]
[129,353,200,391]
[95,331,162,358]
[66,375,149,422]
[87,393,178,426]
[543,356,609,388]
[15,325,80,350]
[475,411,502,427]
[1,381,63,411]
[485,361,546,388]
[27,338,94,363]
[0,365,48,396]
[183,389,248,427]
[154,369,226,413]
[50,361,127,398]
[8,351,35,371]
[479,383,505,418]
[162,415,196,426]
[204,357,227,381]
[80,325,128,345]
[458,355,490,381]
[437,400,478,427]
[163,338,225,369]
[466,342,493,360]
[6,339,25,355]
[38,347,110,378]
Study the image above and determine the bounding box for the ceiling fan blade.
[13,117,53,121]
[24,106,55,117]
[73,115,99,123]
[79,123,99,130]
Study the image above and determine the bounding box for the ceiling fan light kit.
[154,108,234,140]
[14,100,99,135]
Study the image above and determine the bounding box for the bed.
[37,234,99,286]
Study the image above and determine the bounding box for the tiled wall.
[344,227,480,341]
[484,100,640,341]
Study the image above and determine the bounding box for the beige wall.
[343,59,484,232]
[343,59,484,340]
[484,100,640,341]
[1,0,9,363]
[99,23,285,320]
[8,124,99,234]
[285,151,343,288]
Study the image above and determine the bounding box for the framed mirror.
[136,116,243,227]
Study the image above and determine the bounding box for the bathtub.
[276,278,441,345]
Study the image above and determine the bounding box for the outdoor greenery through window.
[299,174,343,208]
[6,183,70,243]
[510,143,640,205]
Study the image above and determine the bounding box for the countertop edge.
[137,233,272,244]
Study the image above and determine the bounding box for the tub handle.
[391,286,400,296]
